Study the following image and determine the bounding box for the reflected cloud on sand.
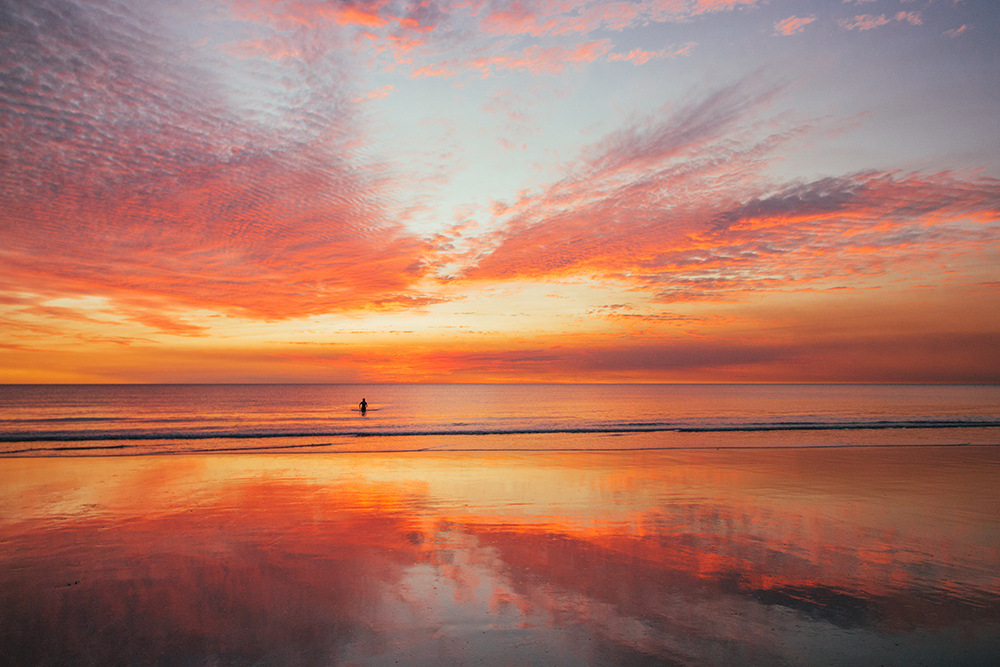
[2,448,999,665]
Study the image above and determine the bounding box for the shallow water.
[2,446,998,666]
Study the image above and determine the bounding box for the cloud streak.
[774,16,816,36]
[444,81,1000,304]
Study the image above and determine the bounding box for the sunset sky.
[2,0,998,383]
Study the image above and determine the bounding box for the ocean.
[2,383,999,455]
[2,384,999,665]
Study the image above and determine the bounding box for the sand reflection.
[2,448,998,666]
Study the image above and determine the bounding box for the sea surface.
[1,383,999,455]
[2,384,999,665]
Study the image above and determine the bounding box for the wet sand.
[2,446,999,665]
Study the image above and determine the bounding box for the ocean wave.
[3,419,999,445]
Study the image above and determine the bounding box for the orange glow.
[327,4,389,28]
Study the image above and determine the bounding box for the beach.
[4,1,999,664]
[3,445,998,666]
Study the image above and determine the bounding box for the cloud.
[944,25,969,38]
[895,11,922,26]
[689,0,759,14]
[442,80,1000,305]
[838,14,890,31]
[414,39,614,78]
[280,325,1000,382]
[838,11,921,31]
[773,16,816,36]
[0,0,432,322]
[121,309,211,337]
[494,39,614,75]
[480,0,761,38]
[608,43,695,65]
[354,84,396,102]
[255,0,755,80]
[221,1,750,83]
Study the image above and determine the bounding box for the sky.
[1,0,998,383]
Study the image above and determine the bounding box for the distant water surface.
[1,384,998,455]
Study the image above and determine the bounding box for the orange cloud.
[329,2,390,28]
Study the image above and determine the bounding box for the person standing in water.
[359,398,367,414]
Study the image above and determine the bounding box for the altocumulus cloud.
[0,0,432,328]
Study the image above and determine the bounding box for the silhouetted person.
[359,398,367,414]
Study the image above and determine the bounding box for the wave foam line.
[5,442,999,457]
[2,420,999,445]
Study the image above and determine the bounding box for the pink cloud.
[690,0,759,15]
[557,1,642,34]
[608,43,694,65]
[226,1,755,81]
[418,39,614,78]
[354,84,396,102]
[838,14,891,31]
[0,0,434,322]
[230,0,392,30]
[481,1,554,36]
[773,16,816,36]
[895,11,922,26]
[944,25,969,38]
[497,39,614,74]
[479,0,761,38]
[412,62,461,78]
[837,10,924,31]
